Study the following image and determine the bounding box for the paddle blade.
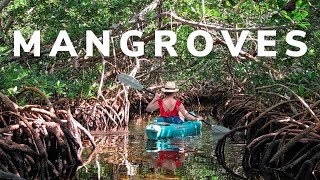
[211,125,230,134]
[117,73,144,90]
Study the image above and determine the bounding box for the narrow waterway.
[75,118,245,179]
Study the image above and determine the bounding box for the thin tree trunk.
[0,0,12,13]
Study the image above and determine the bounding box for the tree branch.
[129,0,161,23]
[156,11,295,32]
[0,0,11,13]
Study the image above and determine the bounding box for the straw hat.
[161,81,179,92]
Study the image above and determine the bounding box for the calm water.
[75,119,244,180]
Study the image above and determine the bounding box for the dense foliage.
[0,0,319,100]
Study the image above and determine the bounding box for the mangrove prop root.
[0,170,25,180]
[214,83,320,178]
[0,90,96,179]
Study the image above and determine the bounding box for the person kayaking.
[146,81,203,123]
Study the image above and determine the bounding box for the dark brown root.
[214,83,320,179]
[0,88,96,179]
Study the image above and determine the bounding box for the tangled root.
[0,87,96,179]
[215,84,320,179]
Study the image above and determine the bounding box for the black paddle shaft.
[143,88,155,95]
[187,111,212,126]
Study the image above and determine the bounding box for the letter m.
[14,30,40,57]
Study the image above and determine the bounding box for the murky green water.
[75,119,244,180]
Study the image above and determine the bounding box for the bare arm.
[178,104,202,121]
[146,93,160,112]
[179,152,187,162]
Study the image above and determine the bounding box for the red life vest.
[157,99,182,117]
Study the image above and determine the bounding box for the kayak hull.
[145,118,202,140]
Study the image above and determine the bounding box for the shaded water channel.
[75,118,245,180]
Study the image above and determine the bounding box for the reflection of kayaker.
[158,151,182,170]
[153,149,187,171]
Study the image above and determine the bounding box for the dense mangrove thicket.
[0,0,319,179]
[211,83,320,179]
[0,88,96,179]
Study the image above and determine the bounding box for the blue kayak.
[145,118,202,140]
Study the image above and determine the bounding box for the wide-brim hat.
[161,81,179,92]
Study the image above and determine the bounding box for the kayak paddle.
[118,73,155,95]
[188,113,230,133]
[117,73,231,134]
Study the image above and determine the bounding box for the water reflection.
[146,140,189,174]
[76,122,243,180]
